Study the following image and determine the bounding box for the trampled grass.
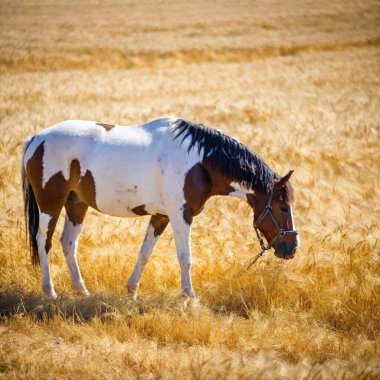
[0,1,379,379]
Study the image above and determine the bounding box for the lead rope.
[234,248,265,279]
[234,190,273,279]
[234,227,269,278]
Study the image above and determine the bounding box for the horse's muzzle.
[274,242,298,260]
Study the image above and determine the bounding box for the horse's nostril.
[274,241,299,260]
[276,242,298,259]
[276,242,287,258]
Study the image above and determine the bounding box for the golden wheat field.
[0,1,380,379]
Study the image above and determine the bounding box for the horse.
[22,118,299,299]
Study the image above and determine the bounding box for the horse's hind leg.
[61,191,89,296]
[36,210,62,299]
[35,193,68,299]
[127,215,169,299]
[26,141,79,298]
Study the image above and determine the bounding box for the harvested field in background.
[0,1,379,379]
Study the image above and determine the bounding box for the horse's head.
[248,170,299,260]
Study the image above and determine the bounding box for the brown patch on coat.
[65,191,88,226]
[44,218,55,253]
[182,204,193,225]
[182,163,212,225]
[26,142,70,252]
[96,122,115,131]
[75,168,98,210]
[132,205,149,216]
[202,157,235,196]
[58,158,98,211]
[150,215,169,237]
[26,142,98,253]
[182,158,240,225]
[69,159,81,183]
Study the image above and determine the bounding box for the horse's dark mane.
[172,119,276,194]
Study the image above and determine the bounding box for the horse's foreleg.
[169,211,195,298]
[61,193,89,296]
[127,215,169,299]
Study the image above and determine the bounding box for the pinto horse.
[22,118,299,299]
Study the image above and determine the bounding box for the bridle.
[254,186,299,251]
[245,186,299,271]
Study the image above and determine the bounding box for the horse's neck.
[227,182,253,201]
[202,159,253,201]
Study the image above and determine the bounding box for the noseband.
[253,186,299,256]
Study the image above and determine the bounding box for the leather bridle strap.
[252,186,298,255]
[238,186,299,274]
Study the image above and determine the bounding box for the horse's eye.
[281,207,289,213]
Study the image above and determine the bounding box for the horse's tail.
[22,136,39,267]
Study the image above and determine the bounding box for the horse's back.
[28,117,175,146]
[23,118,196,217]
[24,118,176,174]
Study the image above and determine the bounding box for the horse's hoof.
[127,286,138,301]
[46,293,57,300]
[73,283,90,296]
[76,288,90,297]
[129,293,137,301]
[42,285,57,300]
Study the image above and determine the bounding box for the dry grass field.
[1,1,380,378]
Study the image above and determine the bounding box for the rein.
[238,186,299,275]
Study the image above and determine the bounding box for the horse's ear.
[274,170,294,189]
